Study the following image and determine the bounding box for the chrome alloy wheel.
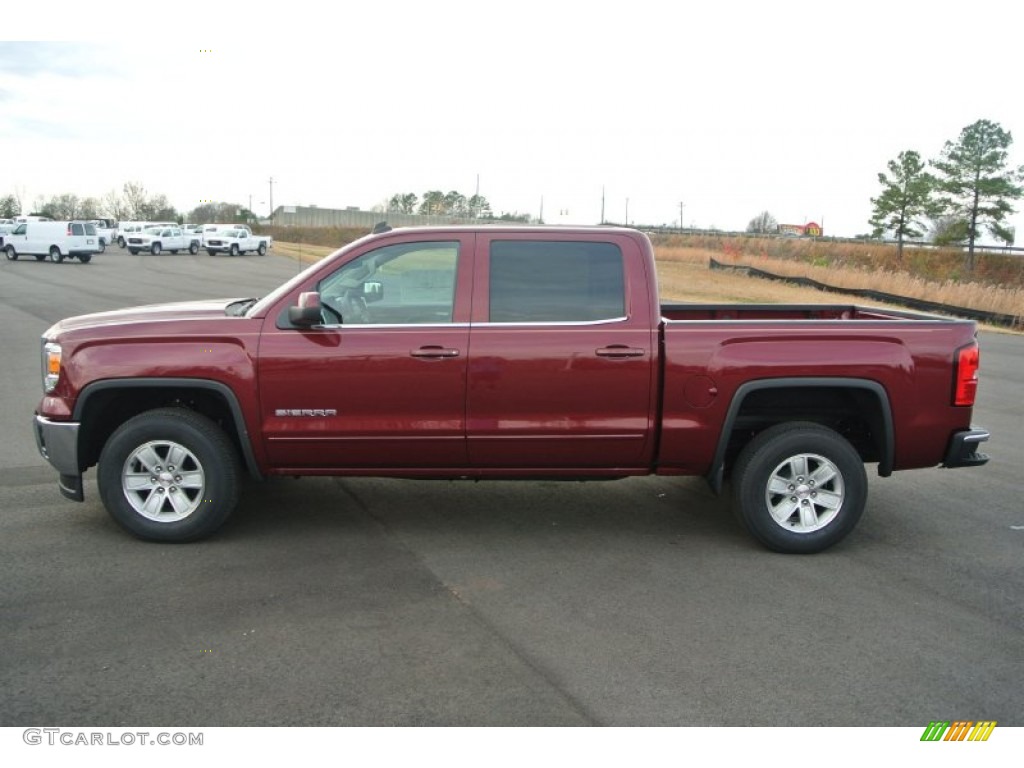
[121,440,206,522]
[764,453,844,533]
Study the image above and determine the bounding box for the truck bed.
[661,303,954,322]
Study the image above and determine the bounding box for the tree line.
[0,183,258,226]
[387,190,492,218]
[745,119,1024,271]
[870,119,1023,269]
[1,183,531,226]
[384,190,533,222]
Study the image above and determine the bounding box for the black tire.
[189,242,199,254]
[97,407,240,542]
[117,236,126,248]
[129,249,139,255]
[49,246,64,263]
[151,243,162,255]
[229,244,239,257]
[206,250,215,256]
[79,253,92,264]
[98,240,106,253]
[170,250,178,254]
[731,422,867,554]
[34,253,45,261]
[257,243,267,256]
[4,245,16,261]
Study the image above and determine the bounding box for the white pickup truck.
[126,226,201,255]
[89,219,118,251]
[203,226,272,256]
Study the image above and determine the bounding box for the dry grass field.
[266,229,1023,328]
[655,245,1024,320]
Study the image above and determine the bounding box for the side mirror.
[288,291,324,327]
[363,281,384,303]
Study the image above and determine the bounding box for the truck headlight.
[43,341,61,393]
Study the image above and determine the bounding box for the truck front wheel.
[731,422,866,554]
[97,408,240,542]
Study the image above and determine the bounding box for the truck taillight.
[43,342,62,393]
[953,342,979,406]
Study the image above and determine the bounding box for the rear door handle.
[411,346,461,359]
[596,345,646,358]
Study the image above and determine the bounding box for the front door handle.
[596,345,646,358]
[411,346,461,359]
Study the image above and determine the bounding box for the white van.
[3,220,102,263]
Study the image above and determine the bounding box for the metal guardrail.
[708,258,1022,328]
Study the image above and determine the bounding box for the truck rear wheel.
[189,242,199,254]
[97,407,240,542]
[257,243,267,256]
[731,422,866,554]
[79,253,92,264]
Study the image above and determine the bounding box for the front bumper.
[33,415,84,501]
[942,428,990,469]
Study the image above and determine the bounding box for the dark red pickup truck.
[33,226,989,552]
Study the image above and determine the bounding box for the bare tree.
[102,188,128,220]
[746,210,778,234]
[121,181,150,220]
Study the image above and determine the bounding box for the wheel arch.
[73,378,262,480]
[707,377,894,494]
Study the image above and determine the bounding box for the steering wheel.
[340,290,371,324]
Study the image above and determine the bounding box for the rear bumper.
[942,428,990,468]
[33,415,84,501]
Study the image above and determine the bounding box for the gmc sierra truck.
[33,226,989,553]
[204,226,272,256]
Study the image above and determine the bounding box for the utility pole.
[268,177,274,220]
[625,198,629,226]
[539,195,544,224]
[601,186,605,224]
[679,201,685,231]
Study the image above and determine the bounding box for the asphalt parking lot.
[1,246,1021,726]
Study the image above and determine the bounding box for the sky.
[3,0,1024,242]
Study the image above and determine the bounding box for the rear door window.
[488,240,625,323]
